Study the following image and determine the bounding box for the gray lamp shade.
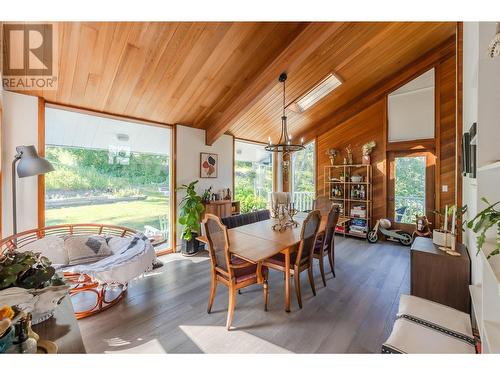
[16,145,55,178]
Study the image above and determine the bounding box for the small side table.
[410,237,471,313]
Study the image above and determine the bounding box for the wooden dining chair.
[203,214,269,330]
[313,205,340,286]
[263,210,321,309]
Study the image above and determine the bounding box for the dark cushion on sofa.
[221,209,270,229]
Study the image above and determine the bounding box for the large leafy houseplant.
[177,180,205,242]
[467,198,500,259]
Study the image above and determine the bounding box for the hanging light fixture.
[265,72,305,153]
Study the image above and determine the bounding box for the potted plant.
[361,141,376,165]
[0,251,69,324]
[177,180,205,256]
[467,198,500,259]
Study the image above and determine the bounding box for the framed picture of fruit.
[200,153,218,178]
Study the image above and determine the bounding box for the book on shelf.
[349,225,367,232]
[350,218,367,227]
[350,209,366,218]
[349,228,367,235]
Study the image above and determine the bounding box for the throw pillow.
[65,235,112,265]
[20,236,68,265]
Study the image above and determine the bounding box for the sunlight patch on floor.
[104,338,167,354]
[159,252,210,264]
[179,325,292,354]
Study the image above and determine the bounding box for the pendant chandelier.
[265,72,304,153]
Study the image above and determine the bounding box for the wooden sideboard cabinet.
[203,200,233,218]
[410,237,471,313]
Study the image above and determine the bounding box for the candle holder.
[438,230,460,256]
[286,203,299,228]
[272,205,288,232]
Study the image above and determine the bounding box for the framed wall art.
[200,152,218,178]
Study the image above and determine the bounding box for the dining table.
[198,213,349,312]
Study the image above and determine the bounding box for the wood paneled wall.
[317,49,458,224]
[438,55,458,214]
[317,101,386,220]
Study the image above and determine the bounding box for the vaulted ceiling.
[15,21,457,144]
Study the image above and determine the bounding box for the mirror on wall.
[388,68,435,142]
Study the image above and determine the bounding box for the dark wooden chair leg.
[226,287,236,330]
[308,265,316,296]
[328,249,336,278]
[294,269,302,309]
[318,254,327,286]
[207,275,217,313]
[263,280,268,311]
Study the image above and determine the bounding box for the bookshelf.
[323,164,372,239]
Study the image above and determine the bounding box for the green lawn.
[46,192,170,231]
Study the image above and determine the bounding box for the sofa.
[221,209,270,229]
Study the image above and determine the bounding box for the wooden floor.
[77,237,410,353]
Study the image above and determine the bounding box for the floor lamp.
[12,145,54,236]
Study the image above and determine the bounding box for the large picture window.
[234,140,273,213]
[44,106,172,249]
[291,141,315,211]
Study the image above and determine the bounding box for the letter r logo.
[3,24,53,76]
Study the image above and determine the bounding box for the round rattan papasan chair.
[0,224,156,319]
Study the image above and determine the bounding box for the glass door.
[388,151,435,231]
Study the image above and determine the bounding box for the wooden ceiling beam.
[296,36,456,144]
[203,22,345,145]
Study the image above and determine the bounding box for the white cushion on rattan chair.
[20,236,69,266]
[383,295,475,354]
[60,233,155,285]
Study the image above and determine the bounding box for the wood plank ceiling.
[15,22,456,144]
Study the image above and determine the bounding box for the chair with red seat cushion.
[263,210,321,309]
[313,205,340,286]
[202,214,269,330]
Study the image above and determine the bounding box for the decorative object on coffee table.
[200,152,218,178]
[361,140,376,165]
[0,250,69,324]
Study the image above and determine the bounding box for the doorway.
[388,150,435,231]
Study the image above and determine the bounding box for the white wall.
[1,91,39,237]
[462,22,500,283]
[175,125,233,248]
[388,69,435,142]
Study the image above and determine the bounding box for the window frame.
[291,139,316,196]
[39,101,176,254]
[233,138,275,212]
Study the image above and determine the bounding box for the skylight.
[291,73,342,113]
